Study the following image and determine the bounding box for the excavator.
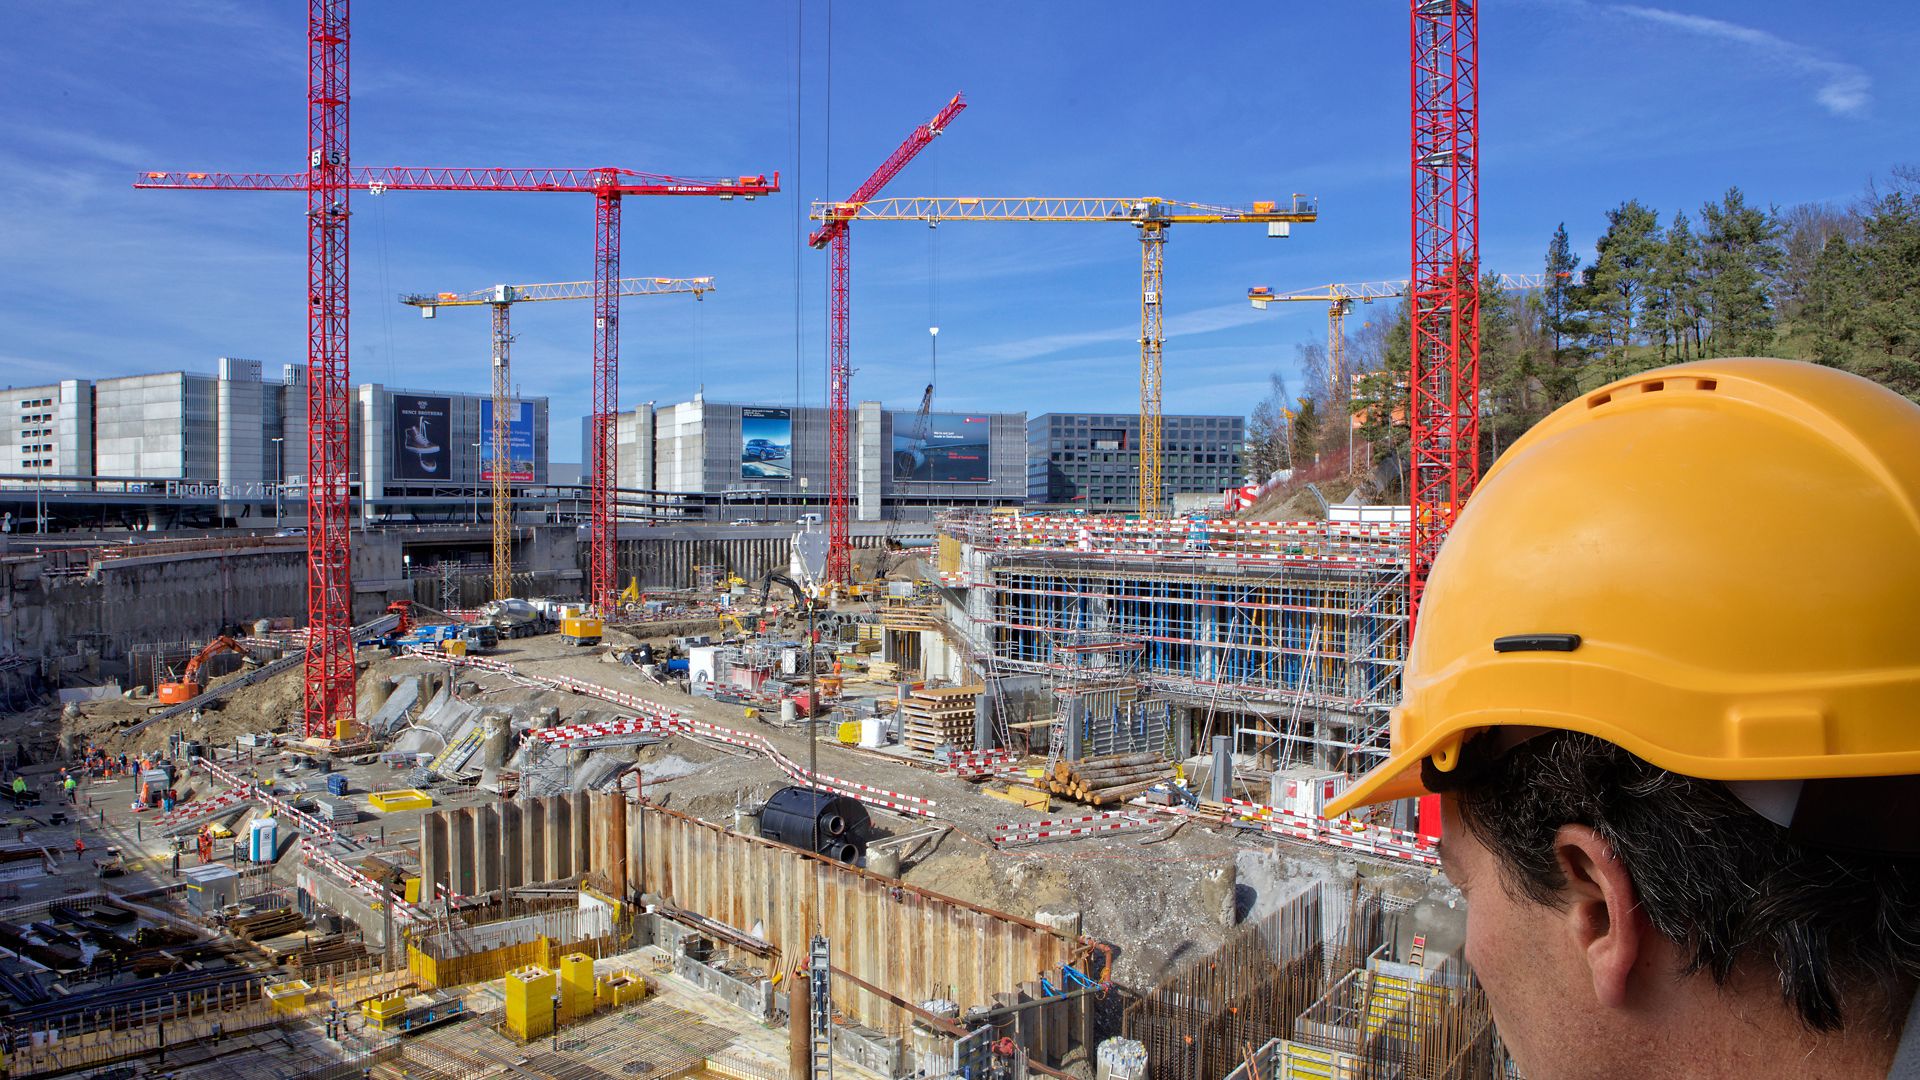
[156,634,258,704]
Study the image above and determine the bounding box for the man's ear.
[1554,824,1645,1009]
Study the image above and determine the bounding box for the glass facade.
[1026,413,1246,508]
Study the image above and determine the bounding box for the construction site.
[0,4,1522,1080]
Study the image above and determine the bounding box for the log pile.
[1046,753,1172,806]
[229,908,305,942]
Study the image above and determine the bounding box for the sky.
[4,1,1917,462]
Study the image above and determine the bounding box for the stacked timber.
[1047,753,1172,806]
[230,908,306,942]
[901,685,984,751]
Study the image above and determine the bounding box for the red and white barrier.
[419,655,939,820]
[992,810,1150,846]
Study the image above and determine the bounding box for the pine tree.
[1540,225,1586,403]
[1583,200,1664,378]
[1289,397,1322,468]
[1657,212,1702,360]
[1851,192,1920,400]
[1699,187,1783,356]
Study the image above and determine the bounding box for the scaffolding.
[946,515,1408,774]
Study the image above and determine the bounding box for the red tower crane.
[138,2,777,739]
[809,93,967,586]
[1408,0,1480,627]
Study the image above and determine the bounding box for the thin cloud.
[1605,4,1871,117]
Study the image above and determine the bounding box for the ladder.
[808,935,834,1080]
[1045,716,1067,776]
[1408,934,1427,969]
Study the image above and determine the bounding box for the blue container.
[326,773,349,797]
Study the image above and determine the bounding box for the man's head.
[1430,730,1920,1077]
[1324,359,1920,1076]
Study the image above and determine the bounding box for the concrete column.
[420,810,448,897]
[474,804,500,896]
[626,798,646,900]
[525,797,549,884]
[1210,735,1234,804]
[1065,714,1084,762]
[550,794,572,880]
[448,807,476,898]
[572,791,592,879]
[500,800,524,890]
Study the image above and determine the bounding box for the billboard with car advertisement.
[481,399,536,482]
[741,407,793,479]
[392,395,452,481]
[891,411,990,483]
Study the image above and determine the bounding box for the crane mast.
[1409,0,1481,626]
[402,277,716,602]
[809,94,967,587]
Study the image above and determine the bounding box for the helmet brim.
[1322,754,1432,818]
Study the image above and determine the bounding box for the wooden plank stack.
[1046,752,1172,806]
[901,685,984,751]
[230,907,306,942]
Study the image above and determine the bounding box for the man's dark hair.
[1428,730,1920,1034]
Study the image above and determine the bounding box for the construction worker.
[9,776,23,797]
[62,775,76,803]
[1324,360,1920,1079]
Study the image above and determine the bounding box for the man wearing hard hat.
[1324,359,1920,1079]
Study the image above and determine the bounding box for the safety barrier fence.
[416,653,938,819]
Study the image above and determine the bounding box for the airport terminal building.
[2,359,551,529]
[608,395,1028,522]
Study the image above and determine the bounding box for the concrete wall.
[414,794,1082,1035]
[2,535,416,668]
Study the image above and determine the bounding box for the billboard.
[392,395,452,481]
[892,412,991,483]
[481,400,536,482]
[741,407,793,479]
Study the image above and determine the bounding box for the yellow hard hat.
[1325,358,1920,818]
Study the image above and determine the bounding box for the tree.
[1246,373,1291,482]
[1288,396,1322,468]
[1654,211,1703,361]
[1583,200,1664,377]
[1850,192,1920,400]
[1351,301,1413,494]
[1699,187,1783,356]
[1540,224,1587,400]
[1777,202,1858,320]
[1800,233,1862,367]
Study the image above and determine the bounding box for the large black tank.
[758,786,870,863]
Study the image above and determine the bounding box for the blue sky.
[4,1,1916,462]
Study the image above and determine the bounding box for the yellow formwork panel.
[362,993,410,1030]
[369,789,434,813]
[264,980,312,1014]
[558,953,596,1023]
[505,966,558,1041]
[596,971,648,1008]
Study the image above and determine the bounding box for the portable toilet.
[248,817,278,863]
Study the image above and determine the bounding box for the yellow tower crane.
[402,276,716,600]
[813,196,1318,515]
[1247,275,1545,401]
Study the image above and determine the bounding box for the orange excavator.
[157,636,257,705]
